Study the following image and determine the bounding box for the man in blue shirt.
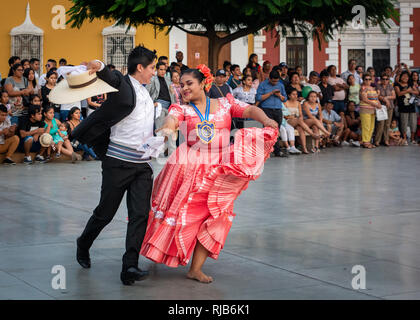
[256,70,287,157]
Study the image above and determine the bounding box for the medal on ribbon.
[190,97,215,144]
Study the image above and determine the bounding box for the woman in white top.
[232,75,257,104]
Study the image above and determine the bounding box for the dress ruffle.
[140,127,278,267]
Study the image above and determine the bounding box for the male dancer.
[71,46,157,285]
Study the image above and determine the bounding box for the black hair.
[230,64,240,73]
[327,65,336,74]
[23,68,37,88]
[21,59,30,66]
[272,65,281,73]
[399,70,410,82]
[30,94,40,102]
[59,58,67,64]
[409,71,419,86]
[362,72,372,81]
[156,61,166,69]
[347,74,355,85]
[383,65,392,72]
[367,67,375,73]
[348,59,357,66]
[127,45,157,75]
[320,69,329,78]
[158,56,168,62]
[223,61,232,70]
[182,69,205,83]
[242,74,253,83]
[287,87,298,96]
[106,64,116,70]
[8,56,20,66]
[269,70,280,80]
[28,105,41,117]
[47,59,57,65]
[289,72,300,81]
[11,63,23,73]
[43,105,55,117]
[46,70,57,79]
[307,90,317,98]
[68,107,80,121]
[30,58,40,64]
[248,54,257,65]
[0,104,7,113]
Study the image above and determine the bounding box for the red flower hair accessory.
[197,64,214,92]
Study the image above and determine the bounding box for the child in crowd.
[389,119,406,146]
[0,91,12,118]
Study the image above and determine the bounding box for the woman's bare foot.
[187,270,213,283]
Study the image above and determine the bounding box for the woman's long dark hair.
[409,71,419,87]
[68,107,81,121]
[23,68,37,88]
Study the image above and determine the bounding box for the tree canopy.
[67,0,398,71]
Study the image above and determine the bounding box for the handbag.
[376,105,388,121]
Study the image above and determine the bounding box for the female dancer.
[284,88,319,154]
[302,91,331,152]
[140,65,278,283]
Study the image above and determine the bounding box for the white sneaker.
[289,146,302,154]
[350,140,361,147]
[342,141,350,146]
[23,156,33,164]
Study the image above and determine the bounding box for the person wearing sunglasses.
[376,72,396,146]
[39,59,57,87]
[359,73,381,148]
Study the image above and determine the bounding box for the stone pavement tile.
[299,260,420,298]
[383,291,420,300]
[0,283,55,300]
[0,270,23,287]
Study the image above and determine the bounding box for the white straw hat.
[49,68,118,104]
[39,133,53,147]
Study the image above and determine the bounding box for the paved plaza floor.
[1,145,420,300]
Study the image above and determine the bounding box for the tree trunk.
[208,35,223,73]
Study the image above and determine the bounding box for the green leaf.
[108,3,119,12]
[133,1,147,12]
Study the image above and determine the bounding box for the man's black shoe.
[76,237,91,269]
[121,267,149,285]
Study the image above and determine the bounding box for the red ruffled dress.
[140,93,278,267]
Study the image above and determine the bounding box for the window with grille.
[286,37,307,75]
[104,34,134,75]
[12,34,42,61]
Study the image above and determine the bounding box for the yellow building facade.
[0,0,169,76]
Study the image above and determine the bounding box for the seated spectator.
[7,56,21,77]
[322,100,350,146]
[30,94,41,107]
[0,104,19,165]
[0,91,12,118]
[21,59,30,70]
[278,62,289,86]
[170,70,183,105]
[227,64,242,90]
[304,71,322,100]
[319,69,334,106]
[43,106,82,162]
[66,107,98,161]
[41,70,60,119]
[232,75,257,104]
[280,102,301,155]
[296,66,308,85]
[4,64,30,121]
[17,105,46,164]
[284,88,319,154]
[302,91,331,152]
[286,72,303,102]
[39,59,57,87]
[223,61,232,80]
[87,93,107,117]
[347,74,360,111]
[24,68,41,96]
[208,69,232,98]
[344,101,362,147]
[389,119,405,146]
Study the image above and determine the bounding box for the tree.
[67,0,398,72]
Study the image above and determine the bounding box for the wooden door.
[187,33,231,72]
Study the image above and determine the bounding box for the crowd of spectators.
[1,52,419,164]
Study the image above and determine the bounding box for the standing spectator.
[319,70,334,106]
[17,105,46,164]
[39,59,57,86]
[367,67,378,87]
[170,70,184,105]
[395,70,419,145]
[170,62,181,75]
[287,72,304,102]
[256,70,287,157]
[59,58,67,67]
[4,63,30,120]
[262,61,272,81]
[87,94,107,117]
[383,65,395,84]
[208,69,232,98]
[227,64,242,90]
[7,56,21,77]
[247,54,263,82]
[278,62,289,86]
[175,51,189,74]
[296,66,308,85]
[376,72,396,146]
[223,61,232,79]
[304,71,322,99]
[322,100,350,145]
[24,68,41,96]
[409,71,420,114]
[347,74,360,109]
[0,104,19,165]
[232,75,257,104]
[41,70,59,119]
[158,56,171,79]
[30,58,41,82]
[327,65,348,114]
[359,73,381,148]
[356,66,364,80]
[21,59,30,70]
[66,107,98,160]
[344,101,362,147]
[341,59,361,84]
